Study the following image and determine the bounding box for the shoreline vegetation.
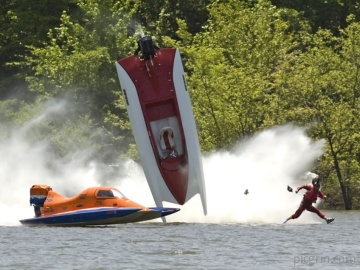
[1,0,360,209]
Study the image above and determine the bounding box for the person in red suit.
[284,176,334,224]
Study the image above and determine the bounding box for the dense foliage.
[1,0,360,209]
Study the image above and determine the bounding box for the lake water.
[1,125,359,269]
[1,211,358,270]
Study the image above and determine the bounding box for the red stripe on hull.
[160,156,189,205]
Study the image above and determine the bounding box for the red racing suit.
[291,184,327,219]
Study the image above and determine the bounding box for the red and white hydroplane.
[115,36,207,215]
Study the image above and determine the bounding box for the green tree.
[0,0,78,99]
[271,0,360,34]
[24,0,137,162]
[275,27,360,209]
[179,0,305,151]
[131,0,211,42]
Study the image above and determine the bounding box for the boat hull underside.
[19,207,180,226]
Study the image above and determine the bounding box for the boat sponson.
[19,207,141,226]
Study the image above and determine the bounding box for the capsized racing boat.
[19,184,180,226]
[115,35,207,214]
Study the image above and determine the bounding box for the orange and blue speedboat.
[19,185,180,226]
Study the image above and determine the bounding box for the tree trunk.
[329,139,352,209]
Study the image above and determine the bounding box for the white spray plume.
[0,101,325,226]
[163,125,326,224]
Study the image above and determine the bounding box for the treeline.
[1,0,360,209]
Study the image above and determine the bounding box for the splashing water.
[0,101,325,226]
[165,125,326,224]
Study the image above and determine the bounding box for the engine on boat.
[29,185,52,217]
[134,35,158,60]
